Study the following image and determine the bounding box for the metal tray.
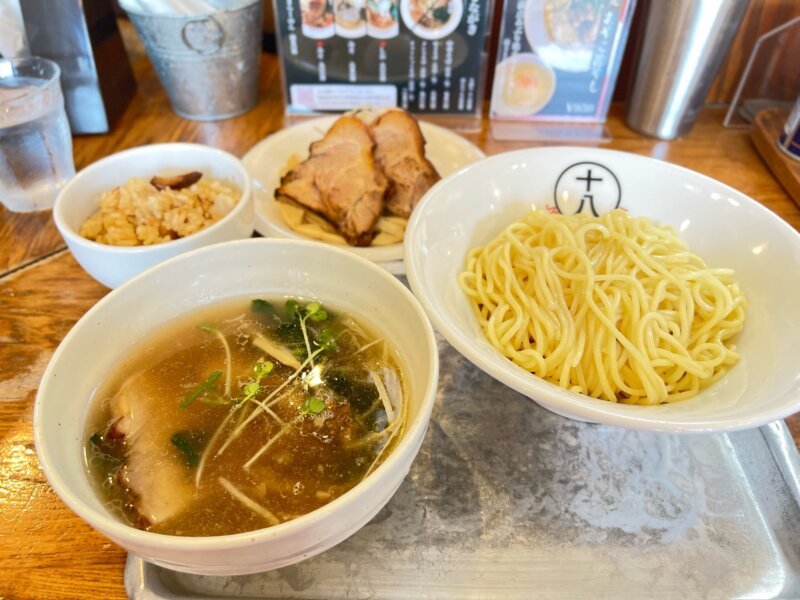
[126,338,800,599]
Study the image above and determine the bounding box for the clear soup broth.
[84,297,407,536]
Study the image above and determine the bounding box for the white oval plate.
[244,116,485,270]
[405,146,800,433]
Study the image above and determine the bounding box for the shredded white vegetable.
[252,334,301,369]
[351,337,383,358]
[194,406,239,491]
[243,420,296,470]
[218,477,280,526]
[206,328,233,397]
[369,369,394,423]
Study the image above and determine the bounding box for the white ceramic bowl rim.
[405,146,800,433]
[53,143,254,256]
[35,237,438,550]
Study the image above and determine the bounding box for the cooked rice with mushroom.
[79,175,241,246]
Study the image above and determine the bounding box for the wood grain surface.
[2,20,800,600]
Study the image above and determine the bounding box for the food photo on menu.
[3,0,800,598]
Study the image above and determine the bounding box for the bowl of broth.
[34,238,438,575]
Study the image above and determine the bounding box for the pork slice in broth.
[369,109,440,218]
[109,375,194,527]
[276,116,387,246]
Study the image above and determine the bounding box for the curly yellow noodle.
[458,209,746,405]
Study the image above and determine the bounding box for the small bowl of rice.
[54,143,253,288]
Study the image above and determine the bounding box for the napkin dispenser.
[19,0,136,134]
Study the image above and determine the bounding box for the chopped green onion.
[181,370,222,409]
[301,396,326,415]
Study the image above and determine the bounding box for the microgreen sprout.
[305,301,329,322]
[301,396,326,415]
[241,381,261,401]
[234,360,274,405]
[253,361,274,379]
[317,328,339,351]
[296,300,331,367]
[285,299,300,320]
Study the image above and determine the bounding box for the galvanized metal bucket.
[126,0,262,121]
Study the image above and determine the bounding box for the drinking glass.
[0,57,75,212]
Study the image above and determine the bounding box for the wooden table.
[2,40,800,600]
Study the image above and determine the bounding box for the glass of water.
[0,57,75,212]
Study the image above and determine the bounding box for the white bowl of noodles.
[405,147,800,433]
[35,238,438,575]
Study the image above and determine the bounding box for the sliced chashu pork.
[369,110,440,218]
[276,115,387,246]
[108,375,194,527]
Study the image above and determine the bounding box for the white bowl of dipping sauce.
[34,238,438,575]
[54,143,254,289]
[405,146,800,433]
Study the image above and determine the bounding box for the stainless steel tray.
[126,338,800,599]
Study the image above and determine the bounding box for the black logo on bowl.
[550,162,622,216]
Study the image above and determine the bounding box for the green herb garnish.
[232,361,274,405]
[181,370,222,409]
[305,302,328,322]
[170,432,200,468]
[240,381,261,403]
[318,327,339,350]
[285,299,300,321]
[301,396,326,415]
[253,361,274,379]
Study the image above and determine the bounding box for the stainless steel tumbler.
[625,0,749,140]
